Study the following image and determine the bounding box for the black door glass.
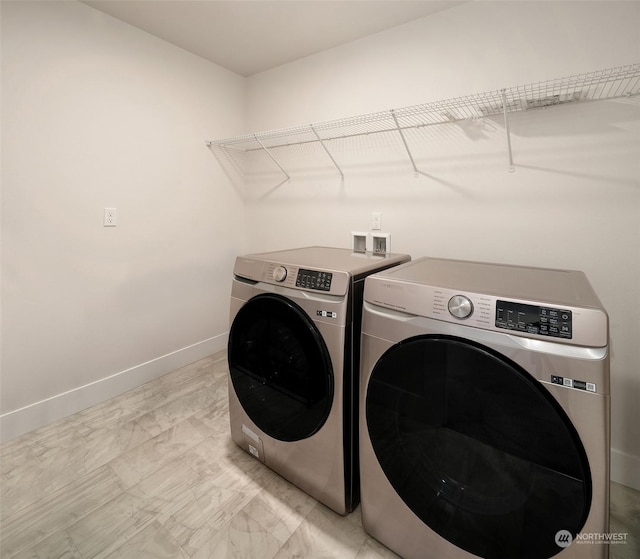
[366,335,591,559]
[229,294,334,442]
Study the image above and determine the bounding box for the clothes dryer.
[360,257,610,558]
[228,246,410,515]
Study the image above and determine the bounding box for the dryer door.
[365,334,591,559]
[228,293,334,442]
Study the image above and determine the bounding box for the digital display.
[495,300,572,339]
[296,269,332,291]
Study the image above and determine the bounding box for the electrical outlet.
[371,212,382,231]
[103,207,117,227]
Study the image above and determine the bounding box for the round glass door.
[366,335,591,559]
[228,293,334,442]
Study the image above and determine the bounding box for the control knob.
[273,266,288,282]
[448,295,473,319]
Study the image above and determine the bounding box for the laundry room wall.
[0,1,245,441]
[242,1,640,489]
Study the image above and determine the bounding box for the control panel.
[495,300,572,339]
[366,281,596,344]
[243,261,347,296]
[364,262,608,348]
[296,268,333,292]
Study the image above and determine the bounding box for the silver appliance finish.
[228,246,410,515]
[360,257,610,558]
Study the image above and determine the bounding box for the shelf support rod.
[501,90,515,173]
[254,135,290,181]
[391,109,419,176]
[310,125,344,180]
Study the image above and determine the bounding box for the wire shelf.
[207,64,640,176]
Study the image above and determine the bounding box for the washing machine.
[227,246,410,515]
[359,257,610,559]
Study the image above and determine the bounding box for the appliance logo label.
[551,375,596,392]
[316,310,337,319]
[380,282,403,290]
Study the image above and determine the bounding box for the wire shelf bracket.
[207,64,640,180]
[502,89,515,173]
[254,134,290,182]
[391,109,420,177]
[310,124,344,180]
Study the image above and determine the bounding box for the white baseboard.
[0,334,228,444]
[611,447,640,492]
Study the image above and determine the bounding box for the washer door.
[228,293,334,442]
[366,335,591,559]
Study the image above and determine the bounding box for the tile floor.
[1,351,638,559]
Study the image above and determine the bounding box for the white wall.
[243,1,640,489]
[0,1,246,440]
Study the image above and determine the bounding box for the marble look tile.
[156,491,220,555]
[0,465,124,558]
[180,441,272,539]
[192,382,230,426]
[66,489,156,559]
[1,418,151,519]
[11,529,83,559]
[158,353,223,384]
[64,382,165,440]
[125,457,219,555]
[354,536,402,559]
[242,471,318,545]
[102,520,189,559]
[233,493,294,547]
[67,352,223,439]
[77,417,153,470]
[139,383,219,435]
[194,475,264,535]
[274,502,367,559]
[610,482,640,559]
[181,436,267,493]
[0,417,83,473]
[107,416,209,488]
[133,411,167,437]
[191,509,282,559]
[131,456,203,503]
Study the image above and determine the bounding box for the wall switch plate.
[103,207,117,227]
[371,212,382,231]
